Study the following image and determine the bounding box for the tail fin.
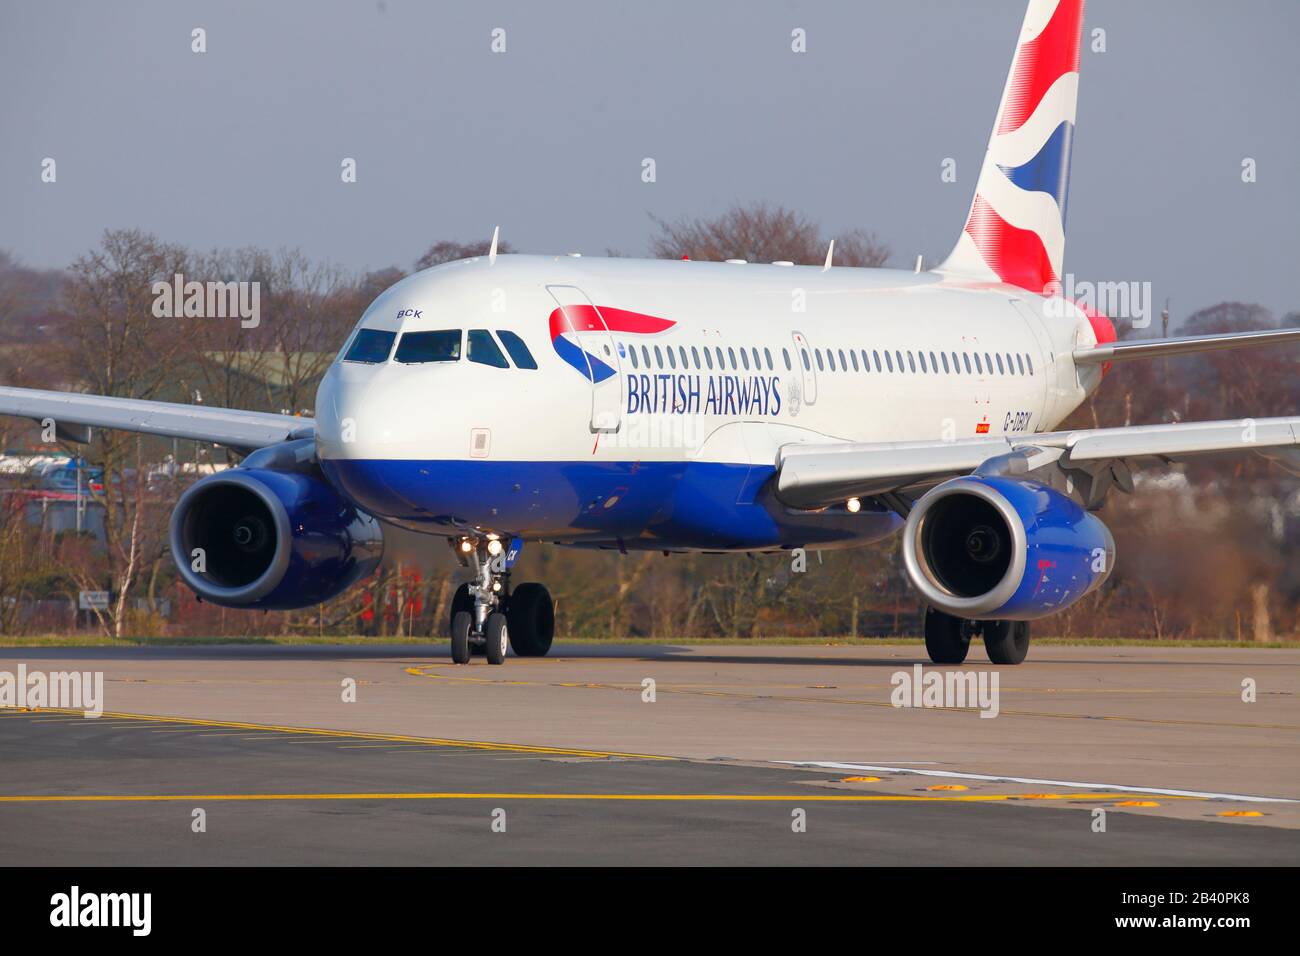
[937,0,1086,293]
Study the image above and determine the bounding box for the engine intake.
[902,476,1114,620]
[171,453,383,610]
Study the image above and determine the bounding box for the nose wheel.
[446,537,554,664]
[484,611,509,665]
[450,609,473,664]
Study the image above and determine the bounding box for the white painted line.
[779,761,1299,804]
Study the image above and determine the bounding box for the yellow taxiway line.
[0,706,668,760]
[0,791,1203,804]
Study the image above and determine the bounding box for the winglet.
[489,226,500,266]
[822,239,835,272]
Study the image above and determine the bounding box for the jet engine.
[170,440,382,610]
[901,475,1114,620]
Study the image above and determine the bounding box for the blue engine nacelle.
[901,476,1114,621]
[170,441,383,610]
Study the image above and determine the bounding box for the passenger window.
[860,349,869,371]
[345,328,398,364]
[728,347,737,369]
[826,350,835,372]
[974,353,983,374]
[751,347,761,369]
[691,346,701,369]
[466,329,508,368]
[679,346,689,368]
[764,347,773,370]
[850,350,859,372]
[704,348,714,370]
[919,352,928,373]
[394,329,460,364]
[952,351,960,373]
[654,346,664,367]
[963,353,972,374]
[941,352,950,374]
[740,349,750,370]
[628,344,639,369]
[1026,354,1034,376]
[907,351,916,373]
[716,347,725,369]
[996,354,1005,375]
[783,348,792,371]
[801,349,811,371]
[895,351,904,373]
[985,353,993,374]
[496,330,538,369]
[873,350,882,372]
[885,352,894,372]
[838,349,847,370]
[815,350,825,371]
[667,348,677,369]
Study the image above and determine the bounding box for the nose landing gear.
[447,536,554,664]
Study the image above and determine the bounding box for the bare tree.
[46,229,190,638]
[0,494,58,634]
[178,245,277,416]
[648,202,889,267]
[359,266,405,302]
[255,249,357,415]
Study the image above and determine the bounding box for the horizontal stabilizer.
[1073,327,1300,365]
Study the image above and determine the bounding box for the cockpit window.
[343,329,397,364]
[395,329,461,363]
[496,330,538,370]
[467,329,509,368]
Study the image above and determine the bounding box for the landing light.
[487,539,504,556]
[846,498,862,513]
[459,539,474,553]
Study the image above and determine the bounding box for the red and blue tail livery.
[939,0,1085,294]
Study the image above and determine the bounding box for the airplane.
[3,0,1298,667]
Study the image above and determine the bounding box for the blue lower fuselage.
[322,458,901,551]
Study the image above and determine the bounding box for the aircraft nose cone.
[315,363,390,460]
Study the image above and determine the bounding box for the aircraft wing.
[775,416,1300,510]
[0,385,314,450]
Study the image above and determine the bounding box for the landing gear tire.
[484,612,509,665]
[449,583,485,653]
[983,620,1030,665]
[924,606,971,665]
[450,611,473,664]
[448,583,473,636]
[507,583,554,657]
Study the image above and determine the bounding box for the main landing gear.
[447,536,554,665]
[923,606,1030,665]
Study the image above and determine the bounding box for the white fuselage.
[314,255,1100,550]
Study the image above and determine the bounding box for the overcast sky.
[2,0,1297,320]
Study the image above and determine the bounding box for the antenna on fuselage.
[914,254,924,273]
[488,225,500,266]
[822,239,835,272]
